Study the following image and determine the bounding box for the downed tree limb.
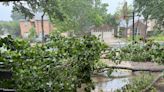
[0,88,16,92]
[96,66,164,73]
[142,72,164,92]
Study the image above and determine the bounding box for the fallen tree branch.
[0,88,16,92]
[142,72,164,92]
[96,66,164,73]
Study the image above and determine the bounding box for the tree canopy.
[10,11,25,21]
[0,21,20,37]
[51,0,108,32]
[134,0,164,28]
[104,14,119,27]
[3,0,108,33]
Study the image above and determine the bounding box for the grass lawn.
[125,35,143,42]
[124,35,164,42]
[149,35,164,41]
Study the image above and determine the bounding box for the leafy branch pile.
[0,34,107,92]
[108,40,164,64]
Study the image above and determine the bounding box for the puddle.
[93,78,129,92]
[92,70,131,92]
[77,70,164,92]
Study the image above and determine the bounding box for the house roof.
[119,19,145,28]
[90,24,114,31]
[19,12,49,21]
[34,12,48,20]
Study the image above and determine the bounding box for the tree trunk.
[126,22,129,38]
[41,12,45,43]
[144,16,148,42]
[132,11,135,41]
[102,30,103,41]
[145,20,148,36]
[96,66,164,73]
[114,27,118,37]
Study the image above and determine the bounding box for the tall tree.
[134,0,164,40]
[3,0,108,37]
[115,1,133,37]
[0,21,21,37]
[104,13,120,37]
[134,0,164,29]
[11,11,25,21]
[5,0,63,42]
[122,1,133,37]
[51,0,108,33]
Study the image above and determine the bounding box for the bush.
[108,40,164,63]
[116,73,157,92]
[0,34,107,92]
[0,21,21,37]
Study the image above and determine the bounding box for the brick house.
[119,19,156,38]
[127,20,147,37]
[19,19,53,38]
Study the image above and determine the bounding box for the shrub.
[108,40,164,64]
[0,34,107,92]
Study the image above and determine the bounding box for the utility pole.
[132,0,135,41]
[132,11,135,41]
[123,0,135,41]
[41,12,45,44]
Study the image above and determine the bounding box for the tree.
[51,0,108,33]
[123,2,133,37]
[0,34,107,92]
[115,1,133,37]
[134,0,164,40]
[0,21,21,37]
[104,13,120,37]
[134,0,164,29]
[28,26,36,42]
[11,11,25,21]
[3,0,108,39]
[3,0,63,42]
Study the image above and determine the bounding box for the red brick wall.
[19,20,53,38]
[20,21,33,38]
[127,21,146,37]
[34,20,53,35]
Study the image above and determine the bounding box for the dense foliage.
[11,11,25,21]
[0,34,107,92]
[28,26,37,42]
[108,40,164,64]
[116,73,157,92]
[49,0,108,33]
[4,0,108,32]
[134,0,164,28]
[0,33,163,92]
[0,21,20,37]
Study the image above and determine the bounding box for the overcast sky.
[0,0,133,21]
